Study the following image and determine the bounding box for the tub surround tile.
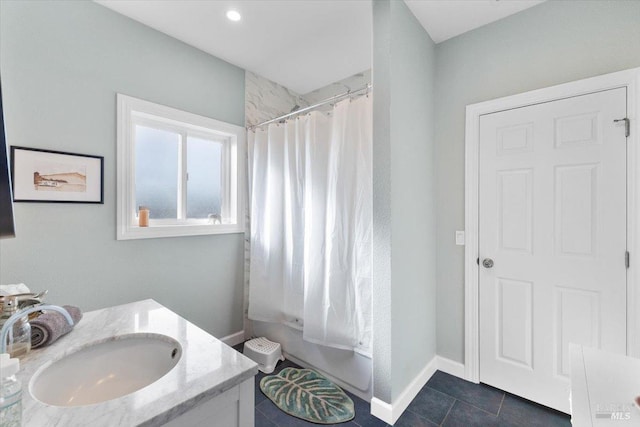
[245,71,308,128]
[18,299,258,427]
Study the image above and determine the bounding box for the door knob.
[482,258,494,268]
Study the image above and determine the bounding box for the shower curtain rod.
[247,83,372,130]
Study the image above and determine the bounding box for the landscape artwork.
[33,162,87,193]
[11,146,103,203]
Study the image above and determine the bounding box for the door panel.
[555,286,600,377]
[498,169,533,253]
[555,164,598,257]
[497,277,533,369]
[479,88,627,413]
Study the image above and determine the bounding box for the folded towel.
[0,283,30,296]
[30,305,82,349]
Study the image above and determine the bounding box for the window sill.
[116,223,244,240]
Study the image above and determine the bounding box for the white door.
[478,88,627,413]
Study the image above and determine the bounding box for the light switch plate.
[455,231,465,246]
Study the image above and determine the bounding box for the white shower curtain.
[248,95,372,353]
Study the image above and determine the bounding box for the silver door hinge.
[614,118,630,137]
[626,251,630,269]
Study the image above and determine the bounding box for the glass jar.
[0,353,22,427]
[0,298,31,358]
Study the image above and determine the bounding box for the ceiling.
[95,0,544,94]
[405,1,545,44]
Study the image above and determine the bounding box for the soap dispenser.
[0,353,22,427]
[0,298,31,358]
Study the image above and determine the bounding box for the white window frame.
[117,94,245,240]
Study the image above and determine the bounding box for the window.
[117,94,245,240]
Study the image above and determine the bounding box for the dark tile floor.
[232,344,571,427]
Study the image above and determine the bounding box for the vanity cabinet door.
[163,377,255,427]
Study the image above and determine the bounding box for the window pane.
[135,125,179,219]
[186,136,222,219]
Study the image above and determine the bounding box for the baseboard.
[370,357,439,425]
[370,356,466,425]
[370,397,395,424]
[436,356,465,380]
[220,330,245,347]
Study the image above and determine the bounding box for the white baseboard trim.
[220,330,245,347]
[436,356,465,380]
[370,356,466,425]
[370,398,395,424]
[371,357,439,425]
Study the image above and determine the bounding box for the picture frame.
[10,146,104,204]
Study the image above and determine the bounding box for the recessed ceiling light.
[226,10,241,22]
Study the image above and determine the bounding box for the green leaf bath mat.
[260,367,355,424]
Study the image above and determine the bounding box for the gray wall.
[0,0,246,338]
[435,0,640,363]
[372,0,436,403]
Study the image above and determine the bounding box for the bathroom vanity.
[16,299,258,426]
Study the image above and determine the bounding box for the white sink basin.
[29,334,182,407]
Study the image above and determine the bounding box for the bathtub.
[250,320,372,401]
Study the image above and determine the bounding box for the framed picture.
[10,146,104,204]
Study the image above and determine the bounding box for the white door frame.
[464,67,640,383]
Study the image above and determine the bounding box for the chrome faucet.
[0,305,74,354]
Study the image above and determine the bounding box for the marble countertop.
[17,299,258,426]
